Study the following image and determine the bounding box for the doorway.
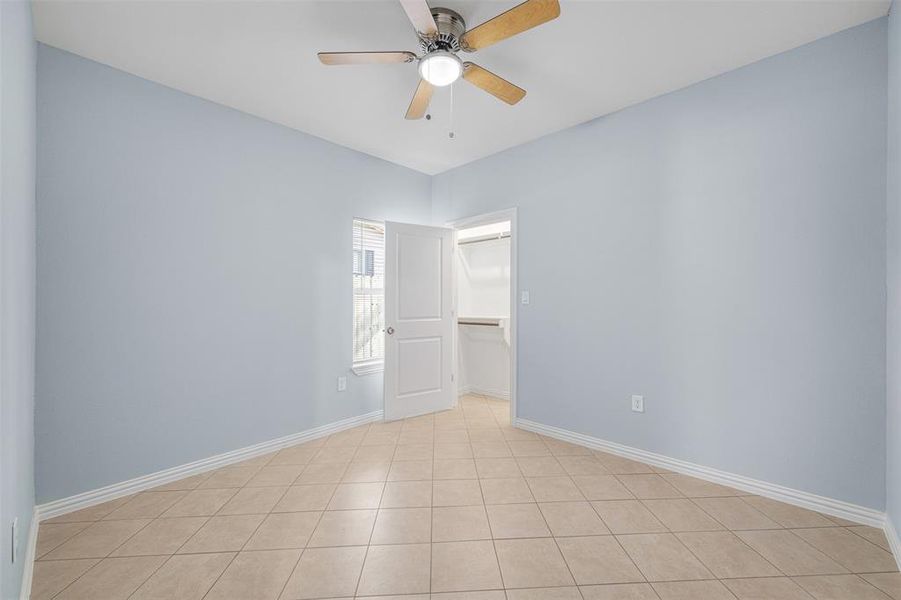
[450,209,517,425]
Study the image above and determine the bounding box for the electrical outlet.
[521,290,530,305]
[11,518,18,564]
[337,376,347,392]
[631,395,644,413]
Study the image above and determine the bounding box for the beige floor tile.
[742,496,835,528]
[526,476,585,502]
[436,443,474,459]
[163,488,238,517]
[546,440,594,457]
[539,501,610,536]
[35,522,91,558]
[42,519,151,559]
[431,592,505,600]
[356,543,431,595]
[342,460,389,483]
[617,533,714,582]
[245,465,304,487]
[308,509,376,547]
[361,431,400,446]
[556,535,644,585]
[593,453,656,474]
[177,514,265,553]
[313,445,359,463]
[272,484,336,512]
[111,516,207,556]
[280,545,366,599]
[296,461,348,484]
[244,511,321,550]
[501,428,539,441]
[30,559,100,600]
[475,458,522,478]
[792,527,898,573]
[592,500,667,534]
[616,475,682,499]
[573,476,634,501]
[327,482,384,509]
[232,453,276,469]
[268,446,318,466]
[431,540,504,592]
[579,583,659,599]
[642,499,724,531]
[44,497,134,524]
[151,473,211,492]
[652,580,736,599]
[325,428,367,447]
[204,549,300,600]
[471,441,513,458]
[495,537,574,588]
[370,507,431,544]
[793,574,894,599]
[435,431,470,445]
[822,514,861,527]
[469,429,507,444]
[735,529,848,576]
[676,531,780,578]
[103,491,188,520]
[433,479,484,506]
[722,576,815,600]
[480,478,534,504]
[432,505,492,541]
[199,467,260,489]
[506,587,582,599]
[691,497,780,530]
[516,456,566,477]
[660,474,741,498]
[54,556,167,600]
[393,444,434,461]
[508,440,551,457]
[850,526,893,551]
[217,486,288,515]
[387,460,434,481]
[354,444,396,462]
[436,459,479,479]
[863,573,901,599]
[557,456,610,476]
[380,480,432,508]
[486,503,551,538]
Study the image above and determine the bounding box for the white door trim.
[447,207,518,423]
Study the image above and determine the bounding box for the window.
[352,218,385,374]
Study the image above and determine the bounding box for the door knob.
[386,327,395,335]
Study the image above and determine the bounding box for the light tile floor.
[29,395,901,600]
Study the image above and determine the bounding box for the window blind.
[353,219,385,365]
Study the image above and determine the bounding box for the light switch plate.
[521,290,530,305]
[631,395,644,413]
[337,376,347,392]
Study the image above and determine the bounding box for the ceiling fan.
[317,0,560,119]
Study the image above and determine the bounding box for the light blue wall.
[886,2,900,531]
[0,1,36,597]
[433,18,888,509]
[35,45,431,503]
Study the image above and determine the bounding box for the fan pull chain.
[448,82,455,139]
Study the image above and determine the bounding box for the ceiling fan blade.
[318,51,417,65]
[460,0,560,52]
[462,62,526,105]
[399,0,438,37]
[405,79,434,120]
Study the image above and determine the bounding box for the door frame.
[446,207,518,423]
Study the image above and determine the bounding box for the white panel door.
[384,221,455,421]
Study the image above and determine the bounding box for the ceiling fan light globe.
[419,51,462,87]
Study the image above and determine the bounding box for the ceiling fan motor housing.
[419,7,466,53]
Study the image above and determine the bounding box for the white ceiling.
[32,0,889,175]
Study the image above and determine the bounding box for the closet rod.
[458,319,501,327]
[457,232,511,246]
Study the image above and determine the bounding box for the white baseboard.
[885,516,901,571]
[459,385,510,401]
[515,417,885,528]
[36,410,383,522]
[18,508,39,600]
